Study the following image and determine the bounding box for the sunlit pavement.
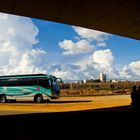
[0,95,131,115]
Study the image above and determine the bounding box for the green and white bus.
[0,74,62,103]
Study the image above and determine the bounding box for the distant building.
[83,80,87,83]
[111,79,118,83]
[99,73,106,82]
[83,79,94,83]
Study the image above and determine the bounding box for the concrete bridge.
[0,0,139,40]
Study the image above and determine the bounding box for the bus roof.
[0,74,55,79]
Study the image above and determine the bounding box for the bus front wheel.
[34,94,43,103]
[0,94,7,103]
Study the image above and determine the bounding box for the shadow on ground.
[0,105,140,139]
[8,99,92,104]
[48,100,92,103]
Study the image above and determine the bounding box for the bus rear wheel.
[34,94,43,103]
[0,94,7,103]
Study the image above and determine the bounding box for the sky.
[0,12,140,82]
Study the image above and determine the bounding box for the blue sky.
[33,18,140,65]
[0,12,140,82]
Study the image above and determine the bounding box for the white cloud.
[59,39,95,55]
[92,49,118,77]
[53,54,140,81]
[96,42,106,47]
[48,64,81,81]
[50,49,119,81]
[15,49,47,72]
[48,62,96,82]
[92,49,114,69]
[75,55,93,71]
[50,50,140,82]
[59,26,109,56]
[75,49,118,80]
[129,61,140,73]
[72,26,108,42]
[0,12,47,75]
[119,61,140,80]
[0,14,39,45]
[1,13,138,82]
[0,13,8,20]
[51,69,79,81]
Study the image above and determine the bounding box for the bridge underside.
[0,0,140,40]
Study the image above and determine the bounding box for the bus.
[0,74,62,103]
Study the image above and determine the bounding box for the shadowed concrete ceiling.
[0,0,140,40]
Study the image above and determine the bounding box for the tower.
[99,73,106,82]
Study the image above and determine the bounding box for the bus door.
[50,78,60,98]
[38,78,52,96]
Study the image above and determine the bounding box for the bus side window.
[0,79,8,86]
[18,78,27,86]
[46,79,51,89]
[28,78,38,86]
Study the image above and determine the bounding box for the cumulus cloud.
[72,26,108,42]
[92,49,114,70]
[57,26,140,81]
[75,55,93,71]
[119,61,140,80]
[51,68,97,82]
[48,62,96,81]
[51,54,140,82]
[0,12,47,75]
[0,13,38,46]
[49,49,119,81]
[92,49,118,77]
[59,26,109,56]
[48,64,81,81]
[51,69,79,81]
[59,39,95,55]
[72,49,118,80]
[1,13,137,82]
[96,42,106,47]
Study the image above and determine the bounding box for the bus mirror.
[57,78,63,83]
